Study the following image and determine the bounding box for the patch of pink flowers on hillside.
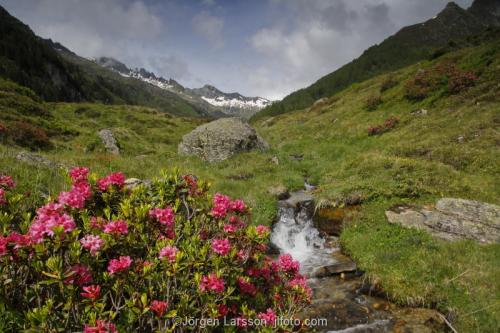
[0,175,15,189]
[108,256,132,275]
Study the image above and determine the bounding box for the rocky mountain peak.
[469,0,500,25]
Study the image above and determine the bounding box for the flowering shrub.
[5,121,52,149]
[0,168,311,332]
[379,76,398,92]
[368,117,399,136]
[364,95,382,111]
[404,62,478,101]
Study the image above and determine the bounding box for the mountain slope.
[253,0,500,120]
[0,5,213,118]
[95,57,271,119]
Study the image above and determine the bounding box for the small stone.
[267,185,289,200]
[270,156,279,165]
[98,129,120,155]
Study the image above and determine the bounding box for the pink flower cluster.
[29,203,76,243]
[256,225,270,237]
[65,264,92,286]
[58,167,92,209]
[0,232,31,257]
[149,207,175,226]
[257,308,277,326]
[150,300,168,318]
[211,238,231,255]
[278,254,300,274]
[237,277,257,296]
[81,284,101,301]
[289,275,312,299]
[211,194,247,219]
[107,256,132,275]
[0,175,15,189]
[199,273,225,294]
[84,320,118,333]
[103,220,128,236]
[80,235,105,255]
[158,245,178,262]
[69,167,89,184]
[97,172,125,191]
[58,182,92,209]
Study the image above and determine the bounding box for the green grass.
[0,35,499,332]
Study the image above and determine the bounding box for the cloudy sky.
[1,0,474,100]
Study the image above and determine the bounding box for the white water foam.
[271,205,337,274]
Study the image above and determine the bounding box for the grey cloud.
[192,11,225,49]
[148,55,190,80]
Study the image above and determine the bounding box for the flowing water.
[270,189,445,333]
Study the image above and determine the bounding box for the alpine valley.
[0,1,499,333]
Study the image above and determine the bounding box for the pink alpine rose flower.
[199,273,225,294]
[211,193,231,218]
[211,238,231,255]
[150,300,168,318]
[29,203,76,243]
[256,225,270,237]
[83,320,118,333]
[97,172,125,191]
[65,264,93,286]
[69,167,89,184]
[149,207,175,226]
[81,284,101,301]
[158,245,178,262]
[257,308,277,326]
[103,220,128,236]
[278,254,300,273]
[108,256,132,275]
[80,235,105,255]
[0,175,15,189]
[58,182,91,209]
[237,277,257,296]
[229,199,246,213]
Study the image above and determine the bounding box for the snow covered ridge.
[201,96,270,109]
[94,56,271,116]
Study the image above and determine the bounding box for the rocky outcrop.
[386,198,500,244]
[98,129,120,155]
[178,118,268,162]
[16,151,63,169]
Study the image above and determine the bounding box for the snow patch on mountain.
[201,96,270,109]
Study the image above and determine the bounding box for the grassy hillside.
[253,3,498,120]
[1,31,499,332]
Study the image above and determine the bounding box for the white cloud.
[192,11,225,49]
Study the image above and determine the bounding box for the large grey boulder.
[386,198,500,244]
[178,118,268,162]
[98,129,120,155]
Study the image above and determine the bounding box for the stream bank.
[270,190,447,333]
